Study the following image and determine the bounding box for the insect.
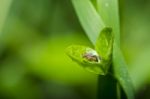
[83,50,101,62]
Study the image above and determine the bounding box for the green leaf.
[95,27,113,61]
[113,43,135,99]
[66,28,113,75]
[66,45,106,75]
[95,27,113,74]
[71,0,105,44]
[97,0,120,45]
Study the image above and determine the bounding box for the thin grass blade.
[71,0,105,44]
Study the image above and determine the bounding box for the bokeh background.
[0,0,150,99]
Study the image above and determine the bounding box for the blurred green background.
[0,0,150,99]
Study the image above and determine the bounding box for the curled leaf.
[66,28,113,75]
[96,27,113,60]
[95,27,113,72]
[66,45,105,75]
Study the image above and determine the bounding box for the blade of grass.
[97,0,134,99]
[0,0,13,33]
[97,0,120,46]
[71,0,105,44]
[113,43,134,99]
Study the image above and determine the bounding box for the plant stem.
[97,75,118,99]
[97,65,118,99]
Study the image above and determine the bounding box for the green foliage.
[1,0,150,98]
[113,43,135,99]
[71,0,104,44]
[97,0,120,45]
[70,0,135,99]
[95,27,113,62]
[66,27,113,75]
[66,45,105,75]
